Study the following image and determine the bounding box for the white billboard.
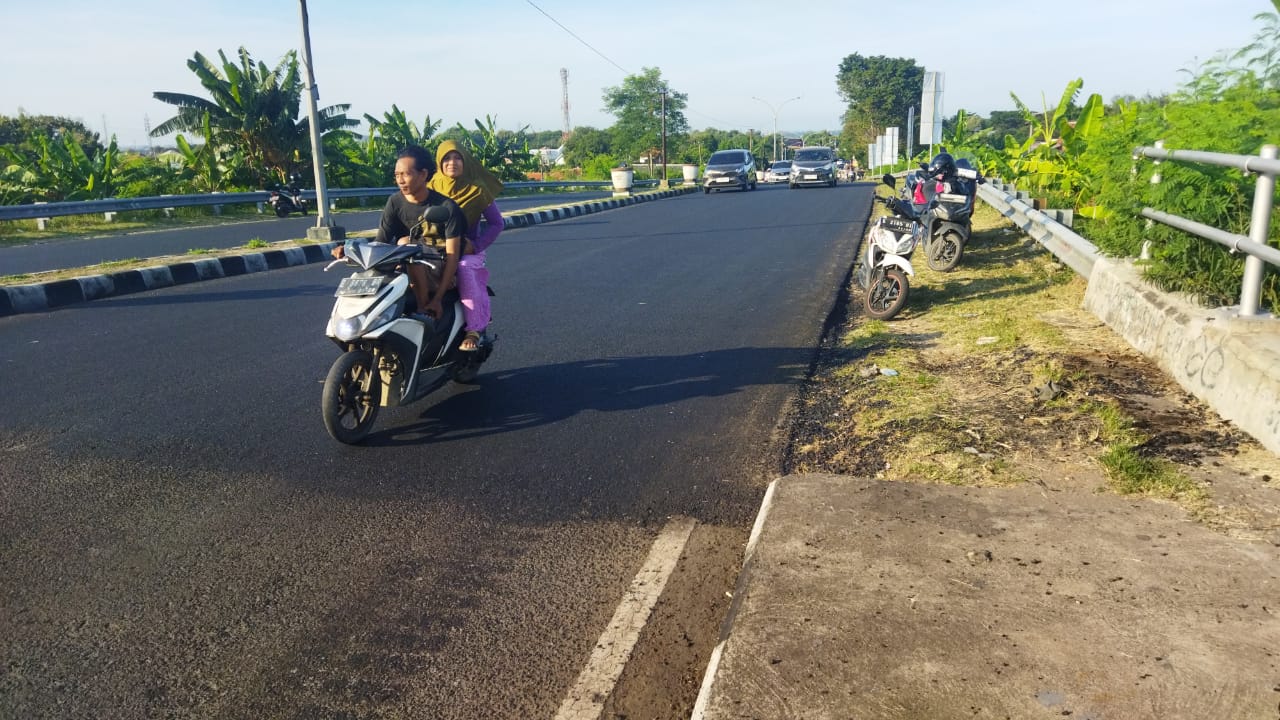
[919,71,944,146]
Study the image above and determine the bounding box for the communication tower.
[560,68,570,143]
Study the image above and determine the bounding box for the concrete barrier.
[1082,259,1280,455]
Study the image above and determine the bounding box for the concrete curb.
[690,477,779,719]
[0,186,698,318]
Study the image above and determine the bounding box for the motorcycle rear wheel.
[926,231,965,272]
[274,206,289,218]
[322,350,382,444]
[864,268,909,320]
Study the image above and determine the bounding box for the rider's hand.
[396,236,412,246]
[331,245,345,259]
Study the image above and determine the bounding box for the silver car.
[790,146,837,188]
[764,160,792,183]
[703,149,757,193]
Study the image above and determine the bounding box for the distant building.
[534,146,566,166]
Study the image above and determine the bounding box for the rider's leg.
[456,253,490,338]
[406,263,432,311]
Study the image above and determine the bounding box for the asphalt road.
[0,190,617,276]
[0,182,874,718]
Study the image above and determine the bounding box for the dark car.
[789,146,837,188]
[703,149,756,193]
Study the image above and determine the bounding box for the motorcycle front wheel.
[864,268,909,320]
[274,205,289,218]
[926,231,965,272]
[322,350,382,444]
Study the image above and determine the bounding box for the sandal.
[460,331,481,352]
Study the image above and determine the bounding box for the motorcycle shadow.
[355,345,814,447]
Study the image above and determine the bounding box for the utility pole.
[299,0,343,241]
[660,85,668,188]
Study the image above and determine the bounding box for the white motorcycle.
[855,174,922,321]
[320,207,493,444]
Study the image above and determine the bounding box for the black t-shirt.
[375,189,467,246]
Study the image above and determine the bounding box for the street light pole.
[298,0,343,241]
[752,95,800,161]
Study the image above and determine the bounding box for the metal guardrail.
[1134,143,1279,317]
[0,180,662,223]
[976,180,1101,280]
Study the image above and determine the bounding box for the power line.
[524,0,629,75]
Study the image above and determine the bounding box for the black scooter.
[268,175,308,217]
[906,157,982,272]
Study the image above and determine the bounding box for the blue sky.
[1,0,1271,148]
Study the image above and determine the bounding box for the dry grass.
[785,192,1221,508]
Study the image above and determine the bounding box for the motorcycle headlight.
[334,316,362,342]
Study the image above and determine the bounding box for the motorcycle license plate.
[939,193,968,203]
[879,216,914,234]
[804,174,817,180]
[335,276,383,297]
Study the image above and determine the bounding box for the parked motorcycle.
[856,174,922,320]
[320,206,494,444]
[908,153,982,272]
[268,175,308,217]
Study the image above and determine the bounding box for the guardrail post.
[34,201,49,230]
[256,202,264,214]
[1241,144,1277,317]
[1141,140,1163,261]
[211,191,222,216]
[161,194,175,218]
[104,212,116,222]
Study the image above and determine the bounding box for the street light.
[752,95,800,161]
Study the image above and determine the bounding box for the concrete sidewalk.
[693,474,1280,720]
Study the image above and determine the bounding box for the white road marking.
[554,516,698,720]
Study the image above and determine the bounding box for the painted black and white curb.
[0,186,697,318]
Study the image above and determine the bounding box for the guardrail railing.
[0,180,662,223]
[976,180,1101,280]
[1133,143,1279,317]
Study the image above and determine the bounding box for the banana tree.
[363,105,442,179]
[0,130,121,201]
[1003,78,1105,207]
[152,47,358,188]
[172,112,233,192]
[452,115,536,182]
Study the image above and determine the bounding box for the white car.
[764,160,792,183]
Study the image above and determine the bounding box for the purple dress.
[457,201,503,333]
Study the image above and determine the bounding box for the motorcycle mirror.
[420,205,451,224]
[881,173,896,190]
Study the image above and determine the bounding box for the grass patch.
[1080,399,1204,501]
[246,238,268,249]
[186,248,215,255]
[1099,445,1202,500]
